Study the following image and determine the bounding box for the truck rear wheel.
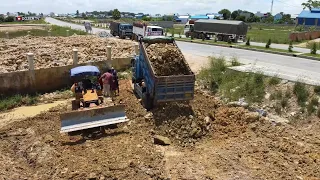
[142,93,153,111]
[217,35,223,41]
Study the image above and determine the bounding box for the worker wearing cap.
[111,67,119,95]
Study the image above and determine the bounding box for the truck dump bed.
[194,19,248,35]
[138,37,195,103]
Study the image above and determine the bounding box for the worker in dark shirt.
[111,67,119,95]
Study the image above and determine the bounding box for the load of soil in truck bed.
[145,43,191,76]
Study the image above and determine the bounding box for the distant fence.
[289,31,320,41]
[0,57,132,96]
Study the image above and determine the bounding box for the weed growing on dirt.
[314,86,320,95]
[307,98,319,115]
[230,57,241,66]
[285,88,291,98]
[275,102,282,114]
[198,56,266,103]
[281,97,289,108]
[0,94,38,111]
[268,76,281,86]
[317,108,320,118]
[294,82,309,107]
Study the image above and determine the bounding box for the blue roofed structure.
[190,15,209,20]
[297,8,320,25]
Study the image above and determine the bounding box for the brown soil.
[0,80,319,179]
[0,36,134,73]
[0,25,46,32]
[145,43,191,76]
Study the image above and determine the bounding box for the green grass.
[300,53,320,59]
[268,76,281,86]
[247,24,294,44]
[240,45,298,53]
[293,82,309,107]
[0,19,47,24]
[177,37,230,45]
[0,25,87,38]
[0,94,38,111]
[197,56,266,103]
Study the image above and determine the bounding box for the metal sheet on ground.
[60,105,128,133]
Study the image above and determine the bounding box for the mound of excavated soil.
[145,43,191,76]
[0,80,319,179]
[0,36,134,73]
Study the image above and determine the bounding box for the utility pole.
[271,0,274,15]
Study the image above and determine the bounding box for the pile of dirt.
[0,36,134,73]
[150,91,261,145]
[145,43,191,76]
[0,80,167,179]
[0,79,319,179]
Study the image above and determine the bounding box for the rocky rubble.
[0,36,134,73]
[145,43,191,76]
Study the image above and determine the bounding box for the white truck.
[132,22,164,41]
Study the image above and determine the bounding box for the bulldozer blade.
[60,105,128,133]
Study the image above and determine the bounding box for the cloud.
[0,0,305,15]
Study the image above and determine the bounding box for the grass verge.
[197,56,266,103]
[0,19,48,24]
[300,53,320,59]
[240,45,298,53]
[0,25,87,38]
[0,94,38,111]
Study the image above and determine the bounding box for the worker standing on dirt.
[111,67,119,96]
[99,69,113,98]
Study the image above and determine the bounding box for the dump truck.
[131,37,195,110]
[60,65,128,134]
[184,19,248,42]
[110,21,133,39]
[132,22,164,41]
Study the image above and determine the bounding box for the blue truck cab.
[131,37,195,110]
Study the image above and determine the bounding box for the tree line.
[218,9,294,24]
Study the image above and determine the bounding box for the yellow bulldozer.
[60,65,128,134]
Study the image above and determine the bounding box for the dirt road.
[0,80,319,179]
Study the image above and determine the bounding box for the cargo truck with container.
[131,37,195,110]
[132,22,164,41]
[184,19,248,42]
[110,21,133,39]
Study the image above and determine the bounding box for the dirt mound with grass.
[145,43,191,76]
[0,79,319,179]
[0,36,134,73]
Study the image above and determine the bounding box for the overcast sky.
[0,0,306,15]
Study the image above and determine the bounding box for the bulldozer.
[60,65,128,134]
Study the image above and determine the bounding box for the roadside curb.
[175,39,320,61]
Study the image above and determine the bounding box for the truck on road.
[131,37,195,110]
[184,19,248,42]
[132,22,164,41]
[110,21,133,39]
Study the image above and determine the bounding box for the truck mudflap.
[60,105,128,133]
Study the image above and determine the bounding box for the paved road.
[46,17,320,85]
[45,17,110,34]
[176,41,320,85]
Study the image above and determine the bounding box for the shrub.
[268,76,281,86]
[266,39,271,48]
[246,37,250,46]
[314,86,320,95]
[311,42,317,54]
[227,38,232,44]
[288,41,293,52]
[293,82,309,107]
[231,57,241,66]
